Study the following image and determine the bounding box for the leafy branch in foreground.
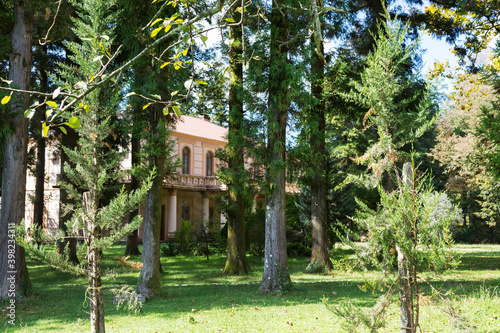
[0,0,227,136]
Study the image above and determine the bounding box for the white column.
[202,193,210,227]
[168,190,177,237]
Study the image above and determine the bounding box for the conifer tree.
[0,0,33,300]
[18,1,153,331]
[221,0,251,276]
[260,0,293,294]
[346,16,434,191]
[340,15,440,333]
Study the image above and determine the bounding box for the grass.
[1,244,499,332]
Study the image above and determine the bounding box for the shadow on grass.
[457,250,500,271]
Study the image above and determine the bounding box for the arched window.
[182,147,190,174]
[206,151,213,176]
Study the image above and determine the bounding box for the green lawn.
[2,244,499,332]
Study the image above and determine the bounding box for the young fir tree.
[331,15,453,333]
[328,160,459,332]
[18,0,153,332]
[345,16,435,191]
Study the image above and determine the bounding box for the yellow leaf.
[42,122,49,137]
[1,95,11,105]
[151,27,163,38]
[225,18,235,23]
[151,18,163,27]
[143,103,151,110]
[46,101,58,108]
[164,25,172,33]
[160,62,170,69]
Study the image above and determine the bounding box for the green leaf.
[1,95,11,105]
[225,17,235,23]
[60,126,67,135]
[24,109,35,119]
[68,116,80,129]
[151,27,163,38]
[172,105,181,117]
[200,35,208,46]
[196,80,208,85]
[42,122,49,137]
[163,107,169,115]
[46,101,58,108]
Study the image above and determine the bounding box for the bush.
[173,220,196,256]
[160,242,178,257]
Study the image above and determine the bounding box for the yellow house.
[24,115,228,239]
[136,115,227,240]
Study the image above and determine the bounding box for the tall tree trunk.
[58,127,80,264]
[0,0,33,300]
[33,46,49,245]
[260,0,292,293]
[397,162,414,333]
[309,31,331,272]
[137,107,164,298]
[125,130,141,256]
[83,192,105,333]
[223,2,250,276]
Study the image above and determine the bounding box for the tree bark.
[58,127,80,264]
[397,162,414,333]
[0,0,33,300]
[137,108,164,298]
[223,2,250,276]
[125,132,141,256]
[309,29,331,272]
[83,192,105,333]
[260,0,292,293]
[33,46,49,245]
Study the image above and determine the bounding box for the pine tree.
[340,15,440,333]
[0,0,33,300]
[221,0,251,276]
[346,16,435,191]
[260,0,293,294]
[18,1,153,331]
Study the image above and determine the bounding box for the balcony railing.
[164,174,223,190]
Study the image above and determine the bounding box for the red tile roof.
[173,115,227,143]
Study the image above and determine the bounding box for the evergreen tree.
[341,15,437,333]
[0,0,33,300]
[18,1,153,331]
[345,16,434,191]
[260,0,294,294]
[221,0,251,276]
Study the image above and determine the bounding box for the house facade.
[24,115,227,240]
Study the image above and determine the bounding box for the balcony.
[163,174,224,191]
